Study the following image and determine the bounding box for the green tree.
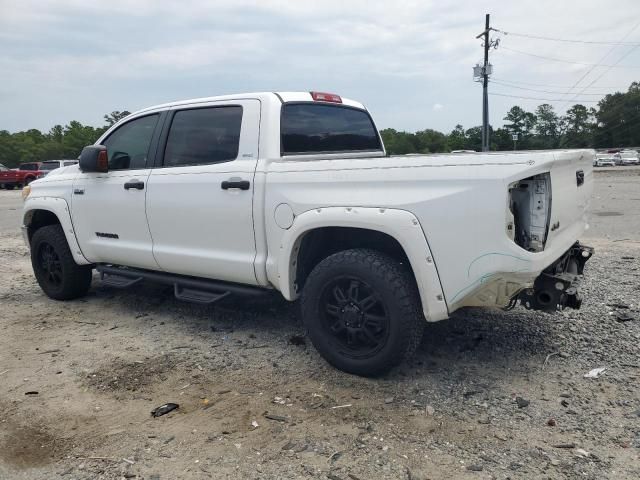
[559,104,595,148]
[594,82,640,148]
[447,124,466,151]
[533,104,559,148]
[492,127,514,151]
[380,129,420,155]
[503,106,537,148]
[104,110,132,127]
[0,119,107,167]
[414,129,448,153]
[464,126,483,152]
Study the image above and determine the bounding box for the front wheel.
[301,249,424,376]
[30,224,93,300]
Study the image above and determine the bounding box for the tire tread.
[31,224,92,300]
[301,248,424,376]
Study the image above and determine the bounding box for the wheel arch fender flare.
[23,197,91,265]
[269,206,449,322]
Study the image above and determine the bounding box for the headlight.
[22,185,31,201]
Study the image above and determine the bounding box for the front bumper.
[518,242,594,311]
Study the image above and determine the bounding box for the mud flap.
[518,242,594,311]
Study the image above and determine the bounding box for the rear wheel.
[301,249,424,376]
[5,184,15,190]
[31,224,92,300]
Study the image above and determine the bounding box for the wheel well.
[294,227,413,292]
[26,210,61,242]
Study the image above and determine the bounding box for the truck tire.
[5,184,14,190]
[30,224,92,300]
[301,249,424,376]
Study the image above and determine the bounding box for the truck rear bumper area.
[517,242,594,311]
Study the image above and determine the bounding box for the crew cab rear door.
[145,99,260,285]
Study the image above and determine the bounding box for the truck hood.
[41,164,80,179]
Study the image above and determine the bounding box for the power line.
[489,92,600,103]
[493,28,640,46]
[565,43,640,105]
[491,77,627,90]
[491,80,613,96]
[500,45,640,68]
[558,21,640,106]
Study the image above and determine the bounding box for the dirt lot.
[1,170,639,480]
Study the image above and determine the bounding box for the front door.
[146,100,260,285]
[71,113,163,269]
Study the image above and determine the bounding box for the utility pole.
[482,14,490,152]
[474,14,496,152]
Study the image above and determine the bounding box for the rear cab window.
[281,103,382,155]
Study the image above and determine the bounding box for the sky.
[1,0,639,134]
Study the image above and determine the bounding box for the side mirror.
[79,145,109,173]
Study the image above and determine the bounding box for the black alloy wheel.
[37,242,63,288]
[320,276,390,359]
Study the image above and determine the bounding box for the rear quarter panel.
[261,150,593,315]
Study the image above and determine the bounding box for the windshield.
[40,162,60,171]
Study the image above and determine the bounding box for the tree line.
[0,111,130,168]
[0,82,638,167]
[382,81,640,154]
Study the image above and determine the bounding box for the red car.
[0,162,46,189]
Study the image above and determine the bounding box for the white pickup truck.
[22,91,594,376]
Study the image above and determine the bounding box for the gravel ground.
[0,169,639,480]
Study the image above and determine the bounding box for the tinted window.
[40,162,60,171]
[19,163,39,171]
[281,104,381,155]
[103,114,159,170]
[63,161,77,166]
[163,106,243,167]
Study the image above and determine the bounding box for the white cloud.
[432,103,444,111]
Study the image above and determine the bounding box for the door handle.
[124,180,145,190]
[221,178,250,190]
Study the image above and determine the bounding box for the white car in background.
[593,153,616,167]
[619,150,639,166]
[39,159,79,175]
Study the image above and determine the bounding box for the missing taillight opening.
[508,172,552,252]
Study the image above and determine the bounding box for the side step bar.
[96,264,266,305]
